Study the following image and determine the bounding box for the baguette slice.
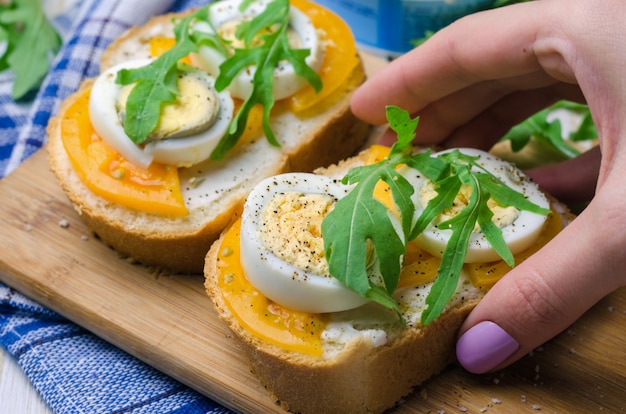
[203,147,575,414]
[46,11,369,274]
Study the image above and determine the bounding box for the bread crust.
[206,235,478,413]
[46,12,369,274]
[203,147,576,413]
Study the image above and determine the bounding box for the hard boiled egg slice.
[89,59,234,168]
[240,173,370,313]
[406,148,550,263]
[193,0,323,100]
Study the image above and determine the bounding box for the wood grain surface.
[1,52,625,412]
[2,137,626,413]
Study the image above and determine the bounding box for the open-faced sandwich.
[46,0,369,273]
[204,106,575,413]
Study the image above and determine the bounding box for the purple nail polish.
[456,321,520,374]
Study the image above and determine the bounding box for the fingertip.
[350,80,389,125]
[456,321,520,374]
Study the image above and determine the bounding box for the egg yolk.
[215,144,563,356]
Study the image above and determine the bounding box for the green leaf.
[422,168,480,325]
[476,174,551,215]
[476,196,515,267]
[500,100,597,158]
[239,0,256,10]
[386,105,418,154]
[321,106,422,316]
[210,0,322,159]
[570,110,597,142]
[409,175,461,240]
[0,0,62,100]
[417,151,551,324]
[116,8,203,144]
[502,123,533,152]
[405,150,448,182]
[322,107,552,325]
[322,164,406,308]
[191,27,229,57]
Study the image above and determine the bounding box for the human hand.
[351,0,626,373]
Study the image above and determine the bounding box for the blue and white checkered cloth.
[0,1,233,413]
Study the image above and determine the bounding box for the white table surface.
[0,347,52,414]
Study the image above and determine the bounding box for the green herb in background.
[0,0,62,100]
[322,106,551,325]
[500,100,597,159]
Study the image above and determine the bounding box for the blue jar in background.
[314,0,496,59]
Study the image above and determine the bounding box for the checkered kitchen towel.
[0,0,233,413]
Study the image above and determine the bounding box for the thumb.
[455,200,624,374]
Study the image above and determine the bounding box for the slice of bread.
[203,147,575,414]
[46,10,369,274]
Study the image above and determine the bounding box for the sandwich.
[204,106,574,413]
[46,0,369,273]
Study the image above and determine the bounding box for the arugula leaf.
[322,106,419,316]
[191,22,230,58]
[422,167,481,325]
[476,174,551,215]
[323,106,552,325]
[418,149,551,324]
[116,8,205,144]
[114,0,322,156]
[500,100,597,159]
[0,0,62,100]
[210,0,322,159]
[409,175,461,240]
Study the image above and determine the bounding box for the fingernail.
[456,321,519,374]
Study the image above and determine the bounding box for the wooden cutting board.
[2,144,626,414]
[2,53,626,412]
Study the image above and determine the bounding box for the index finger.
[350,1,563,124]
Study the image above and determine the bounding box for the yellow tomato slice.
[399,242,440,288]
[216,218,327,357]
[60,88,188,216]
[287,0,360,113]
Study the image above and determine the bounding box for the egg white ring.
[406,148,550,263]
[240,173,371,313]
[89,59,234,168]
[194,0,323,100]
[89,59,155,168]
